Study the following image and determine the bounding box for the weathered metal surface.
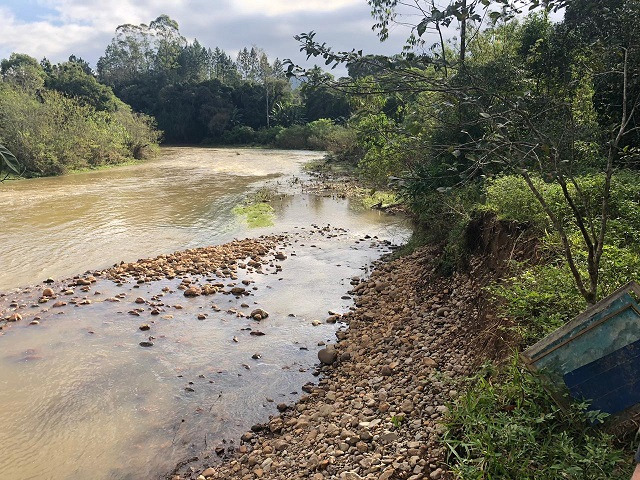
[522,281,640,422]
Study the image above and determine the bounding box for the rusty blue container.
[522,281,640,422]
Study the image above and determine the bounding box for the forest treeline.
[94,15,350,145]
[0,14,352,177]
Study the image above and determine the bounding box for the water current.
[0,148,410,479]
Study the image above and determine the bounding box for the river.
[0,147,409,480]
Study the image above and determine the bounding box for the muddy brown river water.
[0,148,409,479]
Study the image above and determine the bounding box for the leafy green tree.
[300,67,350,122]
[45,60,119,112]
[1,53,45,92]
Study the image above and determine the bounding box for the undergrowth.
[407,173,640,478]
[443,359,632,479]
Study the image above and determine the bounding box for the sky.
[0,0,415,77]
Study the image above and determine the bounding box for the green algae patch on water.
[232,202,275,228]
[361,191,399,209]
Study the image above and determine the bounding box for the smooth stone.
[318,346,338,365]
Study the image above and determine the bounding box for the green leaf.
[417,20,428,37]
[0,144,22,177]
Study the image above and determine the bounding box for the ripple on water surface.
[0,147,410,479]
[0,223,409,480]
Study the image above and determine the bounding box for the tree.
[236,47,261,82]
[46,60,119,111]
[1,53,45,92]
[179,39,210,83]
[209,47,239,84]
[286,1,640,306]
[149,14,186,82]
[300,67,350,122]
[97,22,154,88]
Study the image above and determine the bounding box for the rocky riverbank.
[173,243,495,480]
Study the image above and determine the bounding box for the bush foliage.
[444,360,630,479]
[0,76,160,177]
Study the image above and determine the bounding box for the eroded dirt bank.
[175,242,503,480]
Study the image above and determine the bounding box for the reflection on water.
[0,147,410,480]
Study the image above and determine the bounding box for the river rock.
[139,341,153,347]
[184,287,201,297]
[273,439,287,451]
[318,346,338,365]
[42,287,55,297]
[202,467,215,477]
[342,472,363,480]
[7,313,22,322]
[250,308,269,320]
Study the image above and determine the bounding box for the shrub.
[444,359,630,480]
[485,172,640,252]
[0,83,159,176]
[274,124,310,149]
[219,125,257,145]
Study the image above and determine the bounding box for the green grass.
[361,190,399,209]
[444,358,632,480]
[232,202,275,228]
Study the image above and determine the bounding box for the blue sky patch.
[4,0,60,23]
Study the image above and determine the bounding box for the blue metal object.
[522,281,640,422]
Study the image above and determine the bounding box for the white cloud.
[0,0,407,73]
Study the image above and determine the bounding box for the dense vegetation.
[95,15,350,145]
[0,15,353,178]
[289,0,640,477]
[1,2,639,474]
[0,54,160,177]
